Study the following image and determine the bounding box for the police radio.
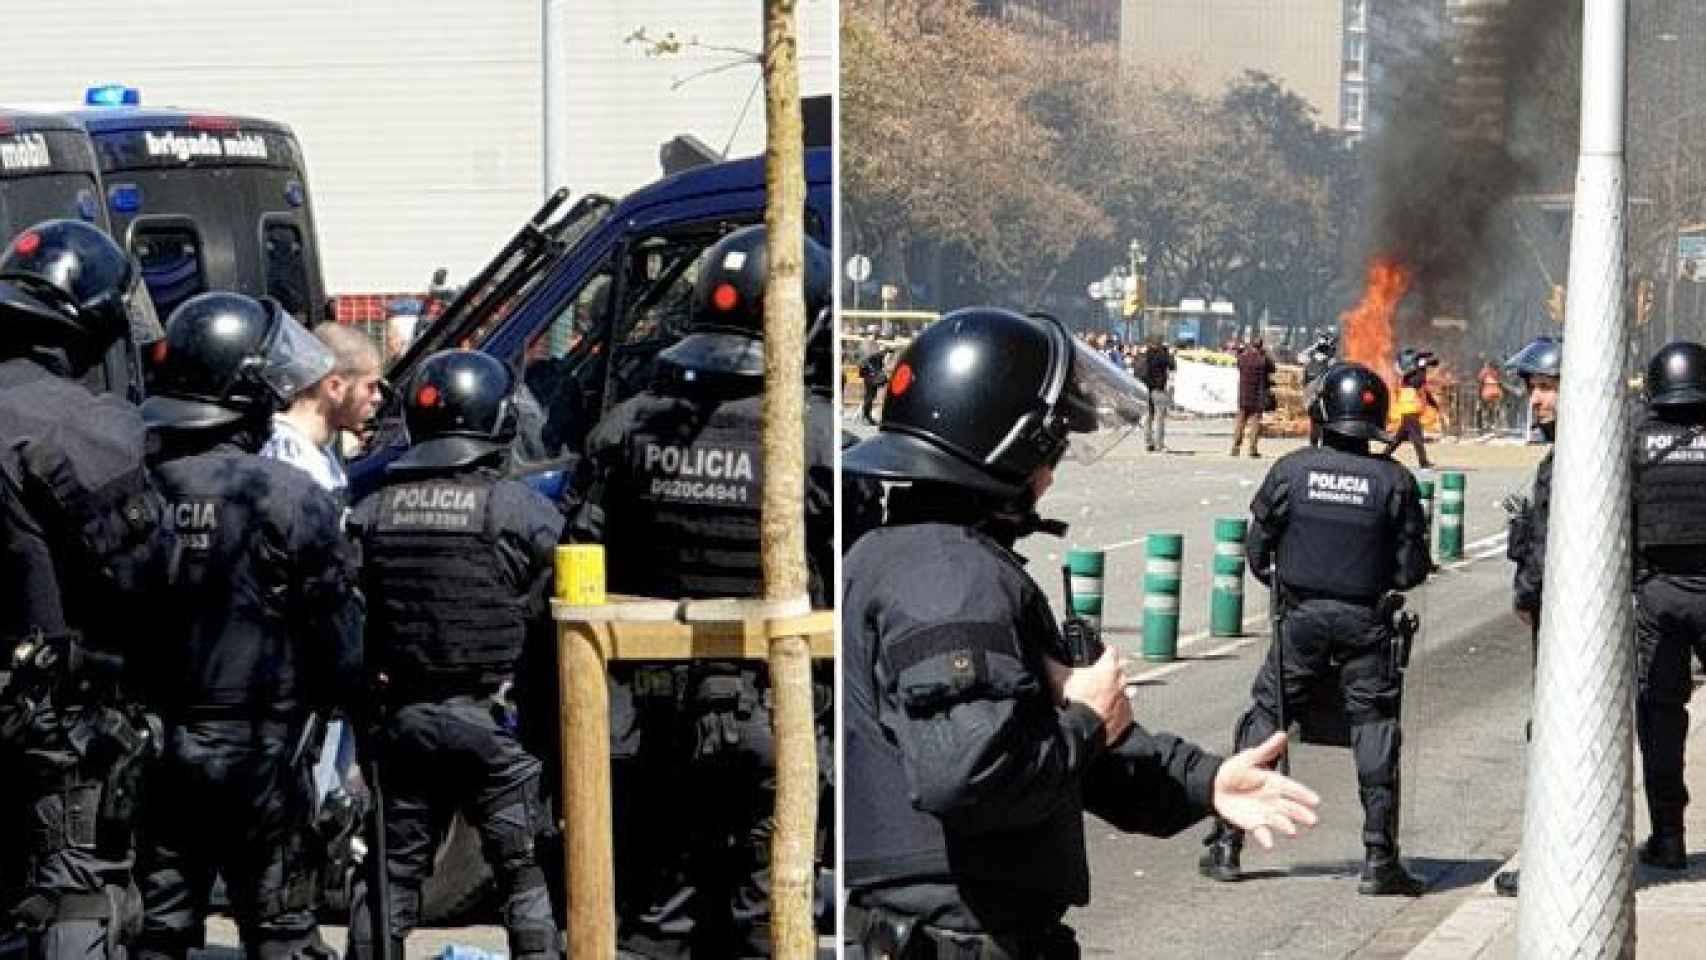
[1060,564,1104,666]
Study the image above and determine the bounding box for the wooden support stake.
[558,619,614,959]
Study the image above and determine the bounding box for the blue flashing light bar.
[108,184,142,214]
[85,85,141,107]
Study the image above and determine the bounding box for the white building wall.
[0,0,832,295]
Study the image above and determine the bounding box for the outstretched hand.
[1212,732,1321,850]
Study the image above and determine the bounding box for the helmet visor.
[257,306,335,403]
[1061,336,1148,464]
[124,273,164,347]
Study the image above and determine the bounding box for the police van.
[0,106,156,400]
[61,86,328,326]
[0,107,108,240]
[351,143,834,502]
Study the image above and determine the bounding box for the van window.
[519,271,614,462]
[263,220,311,321]
[602,228,739,406]
[619,235,712,347]
[131,223,206,319]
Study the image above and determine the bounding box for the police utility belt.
[846,904,1078,960]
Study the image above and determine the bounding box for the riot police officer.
[564,224,837,957]
[1201,362,1431,896]
[1300,331,1338,446]
[1492,334,1560,898]
[133,292,360,960]
[346,349,563,960]
[842,307,1320,957]
[1630,341,1706,870]
[1505,336,1561,638]
[0,220,168,960]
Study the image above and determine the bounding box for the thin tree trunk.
[760,1,816,955]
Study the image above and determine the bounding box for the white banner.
[1171,359,1239,415]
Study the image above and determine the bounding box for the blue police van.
[350,143,834,502]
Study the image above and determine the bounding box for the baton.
[1268,578,1289,776]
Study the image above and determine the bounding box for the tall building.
[978,0,1122,43]
[1120,0,1374,133]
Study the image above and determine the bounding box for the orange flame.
[1340,257,1412,391]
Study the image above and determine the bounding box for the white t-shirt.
[259,415,348,496]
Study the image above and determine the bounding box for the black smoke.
[1358,0,1582,343]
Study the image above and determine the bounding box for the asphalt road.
[1006,421,1543,959]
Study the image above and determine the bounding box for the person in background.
[1231,339,1274,458]
[1141,335,1176,453]
[1381,349,1443,470]
[1476,357,1506,434]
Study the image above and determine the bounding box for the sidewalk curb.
[1403,681,1706,958]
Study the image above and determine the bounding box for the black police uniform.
[564,225,837,958]
[1632,396,1706,858]
[842,307,1218,958]
[1511,447,1552,655]
[347,460,563,960]
[1213,442,1429,858]
[842,497,1221,958]
[0,219,169,960]
[0,353,165,960]
[136,431,361,960]
[567,374,834,957]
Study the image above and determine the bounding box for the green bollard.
[1417,477,1436,559]
[1142,532,1184,662]
[1209,517,1248,637]
[1439,471,1466,560]
[1066,548,1106,635]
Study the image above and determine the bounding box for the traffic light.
[1123,276,1146,318]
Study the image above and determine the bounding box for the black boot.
[1638,831,1687,870]
[1358,847,1426,896]
[1493,869,1519,897]
[1198,831,1242,882]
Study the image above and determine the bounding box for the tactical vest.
[365,476,526,689]
[607,395,764,599]
[1634,419,1706,552]
[1277,450,1396,603]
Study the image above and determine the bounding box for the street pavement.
[1012,420,1540,959]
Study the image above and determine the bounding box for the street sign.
[846,254,872,284]
[1679,235,1706,282]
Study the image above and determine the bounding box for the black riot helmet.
[1505,335,1561,386]
[842,308,1147,499]
[0,219,161,366]
[392,349,519,472]
[1309,362,1393,441]
[658,224,833,377]
[1646,341,1706,409]
[142,292,333,431]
